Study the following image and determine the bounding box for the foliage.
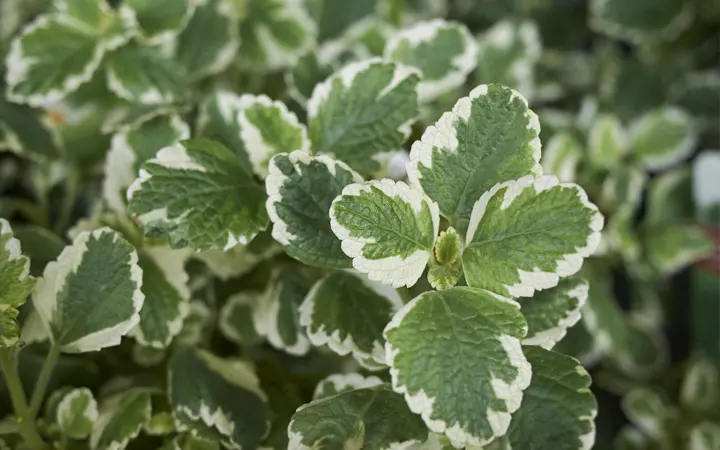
[0,0,717,449]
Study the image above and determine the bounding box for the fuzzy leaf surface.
[168,348,271,449]
[462,175,603,298]
[300,270,402,368]
[31,228,144,353]
[330,179,440,287]
[308,59,420,176]
[288,385,427,449]
[384,19,477,101]
[266,151,362,269]
[127,139,268,252]
[407,84,541,233]
[384,287,531,447]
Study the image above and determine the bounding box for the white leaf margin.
[236,94,310,178]
[312,372,384,400]
[384,19,478,102]
[330,179,440,288]
[31,227,144,353]
[57,387,98,438]
[265,150,363,247]
[239,0,317,72]
[5,5,136,107]
[126,142,256,251]
[383,289,532,448]
[407,84,542,198]
[103,114,190,213]
[540,132,582,183]
[219,292,262,344]
[589,0,693,43]
[129,245,192,348]
[253,269,311,356]
[522,279,589,350]
[466,175,604,298]
[299,269,403,366]
[629,107,697,171]
[307,57,422,139]
[0,218,32,290]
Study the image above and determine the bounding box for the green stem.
[28,345,60,419]
[54,167,79,235]
[0,349,49,449]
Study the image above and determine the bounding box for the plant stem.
[0,349,49,449]
[28,345,60,419]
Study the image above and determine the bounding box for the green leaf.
[237,0,316,72]
[105,43,188,105]
[587,114,627,170]
[384,19,477,102]
[0,96,62,160]
[0,219,35,310]
[670,72,720,123]
[503,347,597,450]
[541,132,583,183]
[125,0,194,44]
[194,232,281,280]
[554,319,606,368]
[629,107,696,171]
[0,308,20,348]
[601,165,646,215]
[330,179,440,287]
[144,412,176,436]
[266,151,363,269]
[254,267,313,356]
[90,388,152,450]
[428,227,463,290]
[308,58,420,176]
[312,373,384,400]
[31,228,144,353]
[690,422,720,450]
[219,292,264,346]
[521,277,588,350]
[384,287,531,447]
[288,385,428,449]
[12,225,65,277]
[5,2,135,106]
[462,175,603,298]
[603,208,641,262]
[680,358,719,413]
[285,50,333,105]
[168,348,271,449]
[644,167,693,226]
[621,388,676,440]
[644,224,713,275]
[103,114,190,213]
[57,388,98,439]
[127,138,269,252]
[235,95,310,178]
[197,92,309,178]
[131,246,191,348]
[174,0,240,81]
[300,270,402,368]
[614,426,650,450]
[174,301,211,347]
[590,0,692,43]
[475,20,542,99]
[407,84,542,233]
[582,267,667,377]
